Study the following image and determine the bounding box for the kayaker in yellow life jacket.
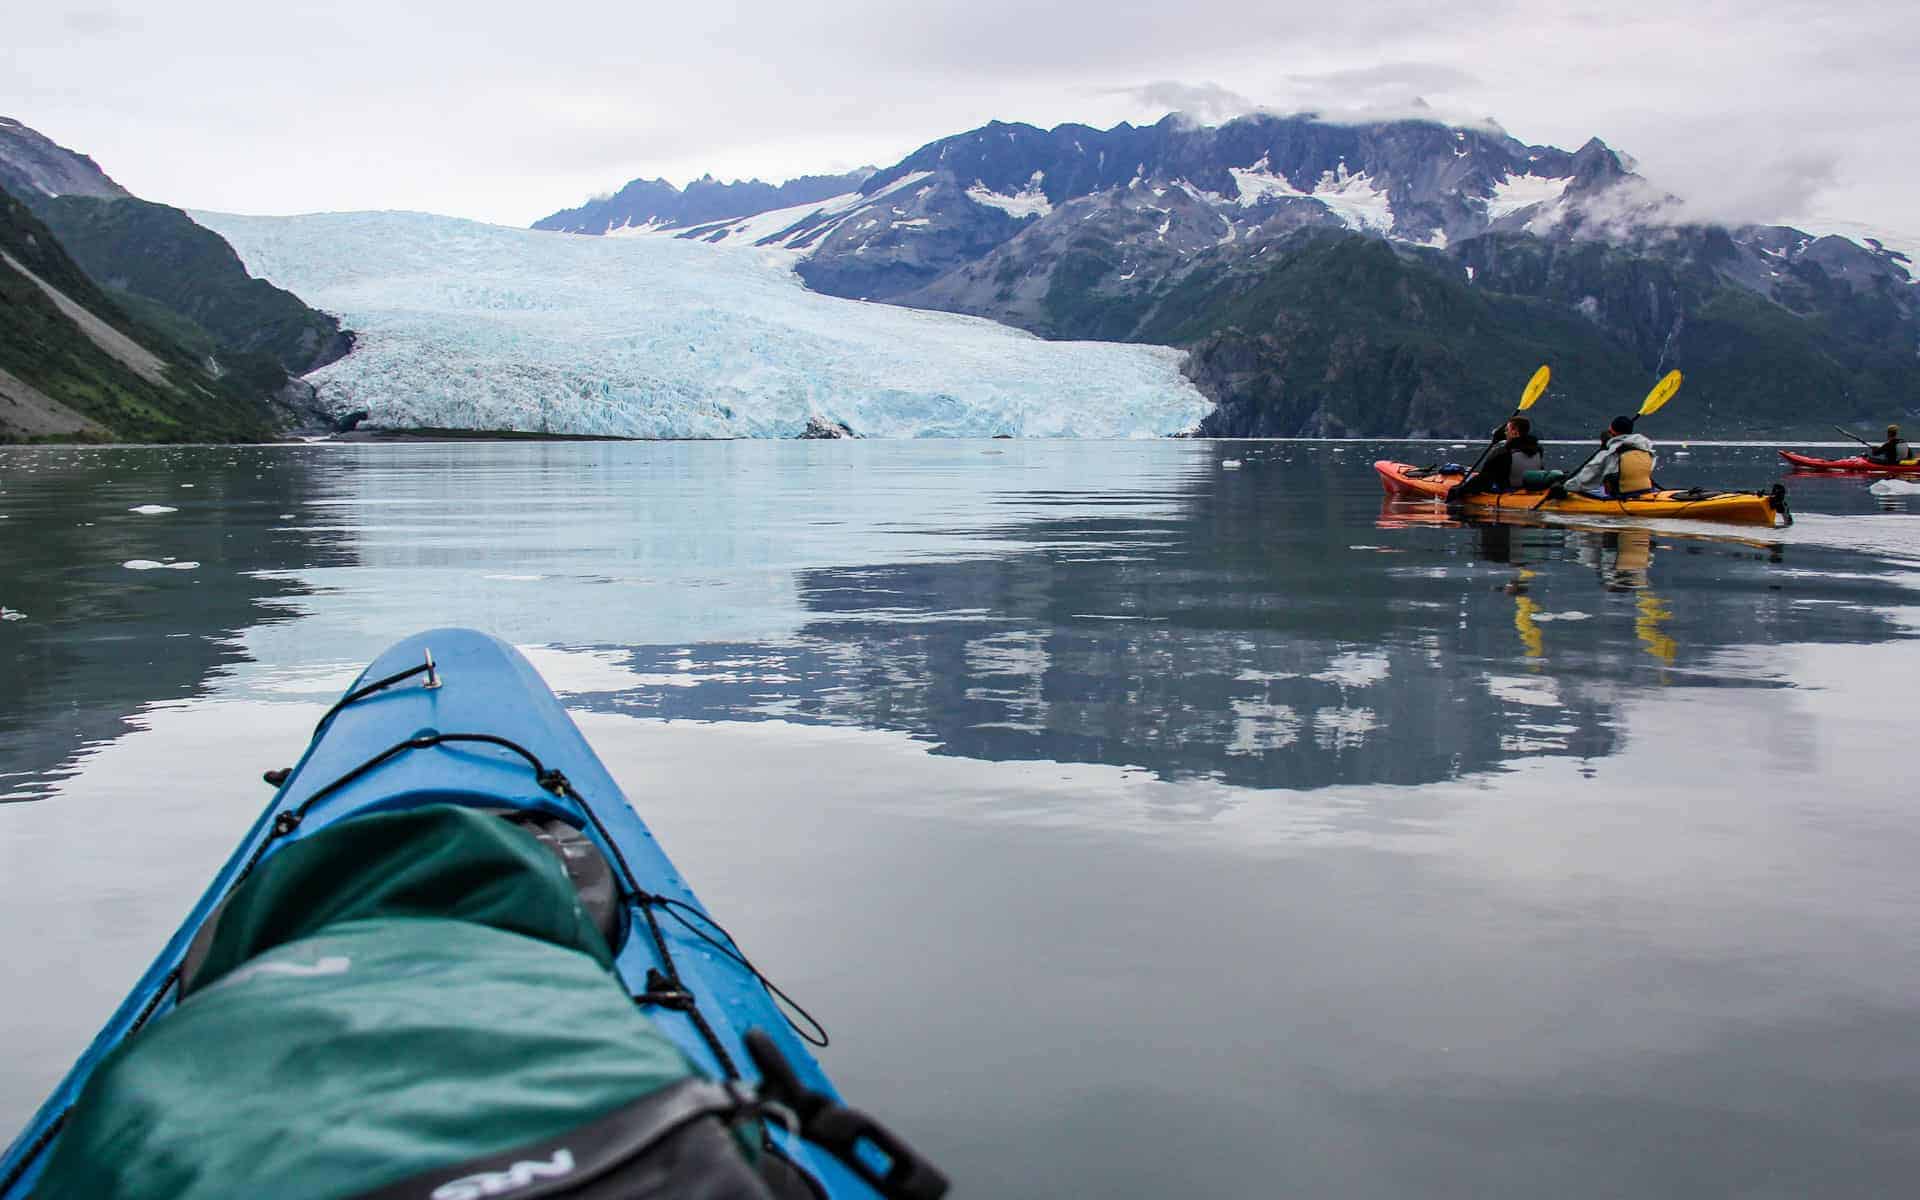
[1447,416,1545,501]
[1564,415,1657,498]
[1866,424,1913,465]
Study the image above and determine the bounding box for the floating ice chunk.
[129,504,178,515]
[0,607,25,622]
[123,559,200,571]
[1870,478,1920,496]
[1221,459,1243,468]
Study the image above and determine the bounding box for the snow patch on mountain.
[628,190,862,248]
[1228,158,1303,205]
[612,171,937,255]
[1486,173,1575,220]
[1225,158,1392,232]
[967,171,1052,218]
[1310,165,1394,234]
[1798,218,1920,277]
[190,209,1211,439]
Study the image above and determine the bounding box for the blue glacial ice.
[192,210,1215,438]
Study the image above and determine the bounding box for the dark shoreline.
[317,427,719,444]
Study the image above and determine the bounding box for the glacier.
[191,210,1214,438]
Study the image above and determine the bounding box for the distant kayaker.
[1866,424,1912,465]
[1448,416,1545,500]
[1564,415,1657,498]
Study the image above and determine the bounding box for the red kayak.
[1778,450,1920,474]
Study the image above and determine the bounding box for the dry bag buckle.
[744,1029,949,1200]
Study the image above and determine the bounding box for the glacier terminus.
[191,210,1215,439]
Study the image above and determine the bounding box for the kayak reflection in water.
[1569,527,1656,591]
[1606,528,1654,591]
[1447,416,1545,501]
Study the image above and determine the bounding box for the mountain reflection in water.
[531,468,1912,799]
[6,441,1916,810]
[7,440,1920,1198]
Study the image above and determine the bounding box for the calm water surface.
[4,440,1919,1197]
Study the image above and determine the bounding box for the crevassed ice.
[191,209,1212,439]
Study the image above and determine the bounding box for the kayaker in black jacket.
[1867,424,1912,464]
[1449,417,1545,501]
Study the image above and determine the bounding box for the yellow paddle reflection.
[1378,502,1686,668]
[1636,593,1678,665]
[1508,568,1545,660]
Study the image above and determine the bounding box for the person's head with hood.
[1604,415,1634,443]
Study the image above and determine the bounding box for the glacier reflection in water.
[5,440,1920,1198]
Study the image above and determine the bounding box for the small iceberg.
[1222,459,1244,469]
[1870,478,1920,496]
[129,505,178,515]
[123,559,201,571]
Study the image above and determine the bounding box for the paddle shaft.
[1537,443,1606,509]
[1832,424,1876,449]
[1533,371,1681,510]
[1463,367,1551,481]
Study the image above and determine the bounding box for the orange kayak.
[1374,460,1789,527]
[1778,450,1920,474]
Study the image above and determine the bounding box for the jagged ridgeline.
[0,185,276,442]
[544,112,1920,437]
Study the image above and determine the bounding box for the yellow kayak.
[1374,460,1790,527]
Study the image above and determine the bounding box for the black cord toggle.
[262,768,292,787]
[272,811,302,836]
[635,967,695,1011]
[536,768,570,795]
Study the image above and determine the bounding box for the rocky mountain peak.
[533,167,877,235]
[0,116,131,202]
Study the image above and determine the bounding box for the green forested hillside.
[0,186,277,442]
[29,194,351,375]
[1022,229,1920,437]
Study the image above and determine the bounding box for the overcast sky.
[7,0,1914,239]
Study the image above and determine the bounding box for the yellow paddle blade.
[1639,370,1683,417]
[1517,364,1551,411]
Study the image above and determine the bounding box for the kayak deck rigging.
[2,631,944,1200]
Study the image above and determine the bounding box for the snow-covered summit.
[190,210,1213,439]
